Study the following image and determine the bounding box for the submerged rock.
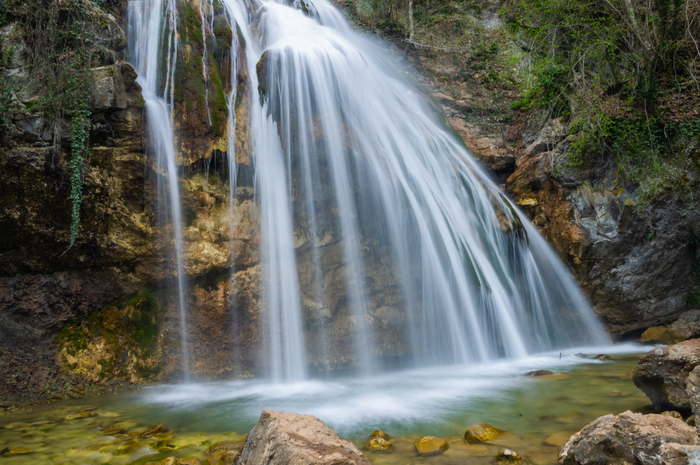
[632,339,700,411]
[496,448,521,463]
[8,448,33,455]
[592,354,612,361]
[367,429,391,440]
[205,440,245,454]
[65,411,97,420]
[367,438,393,452]
[141,423,170,438]
[525,370,554,376]
[543,432,570,447]
[414,436,449,456]
[464,423,506,443]
[237,409,370,465]
[558,410,700,465]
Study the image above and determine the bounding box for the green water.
[0,353,650,464]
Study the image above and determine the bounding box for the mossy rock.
[464,423,506,443]
[640,326,686,344]
[368,437,393,452]
[414,436,448,456]
[593,354,613,361]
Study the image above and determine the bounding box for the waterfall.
[128,0,191,379]
[219,0,609,379]
[128,0,609,384]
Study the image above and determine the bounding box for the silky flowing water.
[0,346,653,464]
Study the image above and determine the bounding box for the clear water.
[0,345,652,464]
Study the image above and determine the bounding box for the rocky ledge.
[632,339,700,413]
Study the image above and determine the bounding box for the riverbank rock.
[632,339,700,411]
[236,409,371,465]
[558,410,700,465]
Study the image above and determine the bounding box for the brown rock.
[525,370,554,376]
[414,436,449,456]
[506,153,548,197]
[559,411,700,465]
[237,409,371,465]
[632,339,700,411]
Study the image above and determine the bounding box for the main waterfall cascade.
[128,0,610,382]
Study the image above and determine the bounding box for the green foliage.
[10,0,97,251]
[508,0,700,208]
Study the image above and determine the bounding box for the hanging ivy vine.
[3,0,98,251]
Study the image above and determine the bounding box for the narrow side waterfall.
[128,0,610,384]
[128,0,191,379]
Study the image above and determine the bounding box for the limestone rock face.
[671,311,700,339]
[686,365,700,434]
[632,339,700,411]
[237,409,372,465]
[558,410,700,465]
[499,113,700,333]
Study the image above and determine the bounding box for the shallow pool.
[0,344,654,464]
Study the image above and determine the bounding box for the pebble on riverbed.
[496,448,521,463]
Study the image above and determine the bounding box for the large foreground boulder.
[237,409,372,465]
[632,339,700,411]
[558,410,700,465]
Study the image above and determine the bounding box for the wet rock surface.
[558,410,700,465]
[632,339,700,411]
[237,409,372,465]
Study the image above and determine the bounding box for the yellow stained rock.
[464,423,506,443]
[662,411,683,419]
[414,436,449,456]
[368,429,391,439]
[640,327,686,344]
[101,426,127,435]
[65,411,97,420]
[9,448,33,454]
[368,437,394,452]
